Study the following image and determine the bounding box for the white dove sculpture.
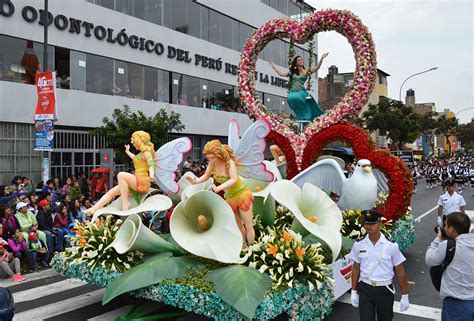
[291,158,379,211]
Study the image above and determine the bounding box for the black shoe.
[41,261,49,268]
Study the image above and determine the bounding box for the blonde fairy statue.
[84,131,155,214]
[188,119,274,248]
[189,140,255,247]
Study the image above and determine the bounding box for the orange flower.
[296,247,305,260]
[266,244,278,256]
[282,229,292,245]
[76,229,83,236]
[79,237,87,248]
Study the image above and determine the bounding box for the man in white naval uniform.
[349,210,410,321]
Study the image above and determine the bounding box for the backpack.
[430,238,456,292]
[0,287,14,321]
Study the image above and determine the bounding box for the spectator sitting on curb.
[7,228,27,261]
[0,243,25,282]
[27,231,48,272]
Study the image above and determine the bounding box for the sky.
[306,0,473,124]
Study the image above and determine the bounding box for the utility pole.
[43,0,49,71]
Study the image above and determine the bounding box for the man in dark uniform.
[349,210,410,321]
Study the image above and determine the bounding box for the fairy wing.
[231,119,274,182]
[228,119,240,152]
[154,137,192,194]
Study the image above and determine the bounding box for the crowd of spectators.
[0,173,93,282]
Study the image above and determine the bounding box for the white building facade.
[0,0,317,184]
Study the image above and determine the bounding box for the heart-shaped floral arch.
[238,9,377,169]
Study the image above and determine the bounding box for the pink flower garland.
[238,9,377,170]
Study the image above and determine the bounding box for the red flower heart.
[302,122,413,221]
[268,123,413,221]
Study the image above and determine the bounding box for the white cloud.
[307,0,473,123]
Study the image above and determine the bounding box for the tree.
[418,111,438,157]
[434,115,458,156]
[92,105,185,166]
[359,97,421,150]
[455,120,474,153]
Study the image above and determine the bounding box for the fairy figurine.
[84,131,191,215]
[188,119,274,248]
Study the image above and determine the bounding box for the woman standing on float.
[268,52,328,121]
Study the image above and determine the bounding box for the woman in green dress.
[269,52,328,121]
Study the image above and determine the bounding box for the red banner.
[34,71,58,120]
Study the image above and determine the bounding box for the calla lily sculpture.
[168,172,196,205]
[170,190,247,264]
[270,180,343,262]
[107,213,184,255]
[92,192,172,222]
[181,176,214,203]
[169,171,214,204]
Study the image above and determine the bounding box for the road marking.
[0,268,59,288]
[13,279,87,303]
[338,293,441,320]
[14,288,105,321]
[415,206,438,223]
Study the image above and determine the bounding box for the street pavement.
[4,180,472,320]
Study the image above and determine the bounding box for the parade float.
[53,9,415,320]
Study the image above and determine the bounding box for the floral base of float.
[52,254,334,320]
[52,213,414,316]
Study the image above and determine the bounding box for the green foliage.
[434,115,459,155]
[456,120,474,153]
[205,265,273,319]
[359,97,421,149]
[274,205,294,229]
[103,253,203,304]
[92,105,185,165]
[116,304,186,321]
[160,267,216,292]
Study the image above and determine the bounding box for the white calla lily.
[181,177,214,202]
[170,190,247,264]
[92,192,172,222]
[270,180,343,262]
[168,172,196,204]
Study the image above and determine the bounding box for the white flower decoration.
[270,180,343,262]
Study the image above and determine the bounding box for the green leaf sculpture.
[205,265,272,319]
[103,252,202,305]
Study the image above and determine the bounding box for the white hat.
[16,202,28,211]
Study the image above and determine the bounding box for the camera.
[434,226,448,238]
